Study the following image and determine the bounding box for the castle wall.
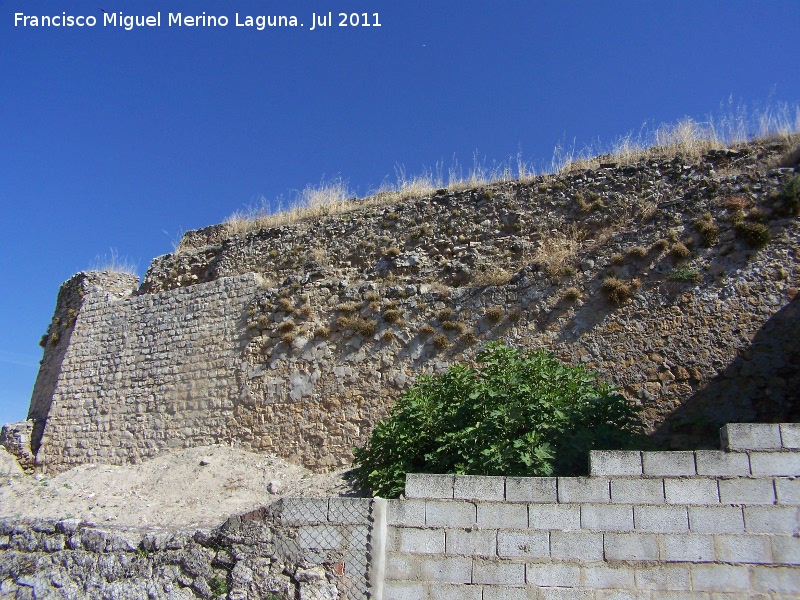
[34,274,256,473]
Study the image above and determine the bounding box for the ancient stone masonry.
[1,424,798,599]
[0,496,375,600]
[3,138,799,473]
[31,274,256,473]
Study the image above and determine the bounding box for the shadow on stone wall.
[654,296,800,448]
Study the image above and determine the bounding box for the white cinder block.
[406,473,454,499]
[642,452,696,476]
[453,475,504,501]
[634,505,688,533]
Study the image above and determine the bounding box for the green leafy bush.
[350,342,646,497]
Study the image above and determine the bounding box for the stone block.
[506,477,557,503]
[743,506,799,533]
[721,423,782,451]
[558,477,610,503]
[775,478,800,505]
[687,506,744,534]
[388,527,444,554]
[581,564,635,589]
[472,560,525,585]
[580,504,634,531]
[496,530,549,559]
[690,564,750,592]
[425,500,475,528]
[604,532,659,561]
[387,499,426,526]
[528,504,581,530]
[419,556,472,583]
[714,533,773,563]
[453,475,504,501]
[771,534,800,564]
[634,565,691,591]
[526,562,580,587]
[718,478,775,505]
[476,502,528,529]
[406,474,454,499]
[780,423,800,449]
[550,531,604,560]
[327,498,371,524]
[752,565,800,594]
[749,452,800,476]
[611,478,665,504]
[642,452,696,476]
[664,478,719,504]
[694,450,751,476]
[590,450,642,476]
[445,529,496,557]
[634,505,688,533]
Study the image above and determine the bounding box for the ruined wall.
[0,497,375,600]
[27,271,139,455]
[12,139,800,474]
[33,274,256,473]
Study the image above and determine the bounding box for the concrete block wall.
[381,424,800,599]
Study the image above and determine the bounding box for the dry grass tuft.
[532,226,583,277]
[472,267,513,287]
[601,277,637,305]
[485,306,504,323]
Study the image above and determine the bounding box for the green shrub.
[350,343,646,497]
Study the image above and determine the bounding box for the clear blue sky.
[1,0,799,426]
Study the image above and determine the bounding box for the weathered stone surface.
[14,139,800,478]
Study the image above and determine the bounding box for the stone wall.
[0,497,375,599]
[11,138,800,473]
[2,424,797,599]
[32,274,256,473]
[27,271,140,456]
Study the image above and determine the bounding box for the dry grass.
[601,277,639,305]
[472,267,513,287]
[207,100,800,246]
[88,248,139,276]
[531,225,582,277]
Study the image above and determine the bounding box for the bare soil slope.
[0,445,357,529]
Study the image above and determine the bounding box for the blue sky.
[1,0,799,426]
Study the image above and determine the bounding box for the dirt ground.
[0,446,360,530]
